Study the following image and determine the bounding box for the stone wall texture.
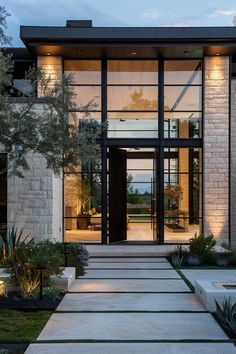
[8,152,62,242]
[7,56,63,243]
[231,78,236,247]
[204,56,229,243]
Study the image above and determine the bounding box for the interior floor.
[65,223,200,243]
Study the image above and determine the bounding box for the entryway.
[109,147,159,243]
[25,248,235,353]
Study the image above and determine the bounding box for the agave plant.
[215,297,236,334]
[171,254,184,269]
[0,225,32,262]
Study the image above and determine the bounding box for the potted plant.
[164,184,183,210]
[77,180,92,230]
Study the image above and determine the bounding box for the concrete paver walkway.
[25,255,236,354]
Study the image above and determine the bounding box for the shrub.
[55,242,89,276]
[186,254,202,266]
[33,286,65,300]
[189,233,216,264]
[0,226,32,264]
[215,253,231,267]
[215,297,236,334]
[11,241,63,298]
[229,250,236,266]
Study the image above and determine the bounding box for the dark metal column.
[101,59,108,244]
[158,58,165,244]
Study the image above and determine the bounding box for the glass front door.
[108,147,159,243]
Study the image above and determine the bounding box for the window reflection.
[108,60,158,84]
[164,86,201,111]
[164,60,202,85]
[64,60,101,84]
[164,148,202,243]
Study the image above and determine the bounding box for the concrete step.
[37,313,228,341]
[56,293,205,312]
[25,343,236,354]
[86,245,179,257]
[86,262,172,269]
[69,278,190,293]
[82,269,180,279]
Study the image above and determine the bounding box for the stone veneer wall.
[231,78,236,247]
[8,152,62,242]
[204,56,229,243]
[8,56,63,242]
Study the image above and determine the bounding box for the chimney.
[66,20,93,28]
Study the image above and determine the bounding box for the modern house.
[1,20,236,246]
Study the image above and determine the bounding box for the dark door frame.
[96,57,203,244]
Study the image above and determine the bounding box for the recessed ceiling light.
[132,52,137,55]
[216,53,221,56]
[46,52,51,56]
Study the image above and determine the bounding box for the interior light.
[46,52,51,56]
[216,53,221,56]
[132,52,137,55]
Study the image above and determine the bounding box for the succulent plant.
[215,297,236,334]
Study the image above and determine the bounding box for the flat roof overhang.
[20,26,236,58]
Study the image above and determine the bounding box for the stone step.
[69,279,190,293]
[86,245,179,257]
[82,269,179,279]
[89,257,168,263]
[56,293,205,312]
[25,343,236,354]
[37,313,228,341]
[86,262,172,269]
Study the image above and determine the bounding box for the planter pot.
[77,215,90,230]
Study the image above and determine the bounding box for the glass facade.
[63,59,202,244]
[107,60,158,138]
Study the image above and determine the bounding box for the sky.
[2,0,236,47]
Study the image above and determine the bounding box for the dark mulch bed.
[213,313,236,343]
[0,292,64,310]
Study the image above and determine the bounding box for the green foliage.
[214,252,231,267]
[55,242,89,276]
[0,309,52,343]
[228,249,236,266]
[215,297,236,334]
[0,226,32,263]
[169,246,189,268]
[33,286,65,300]
[0,6,103,177]
[186,254,202,266]
[171,253,185,269]
[11,241,63,298]
[189,233,216,263]
[0,6,11,45]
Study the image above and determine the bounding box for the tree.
[0,6,102,178]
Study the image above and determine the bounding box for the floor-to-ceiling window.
[64,60,102,243]
[107,61,158,138]
[63,58,202,244]
[163,60,202,243]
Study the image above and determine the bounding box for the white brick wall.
[204,56,229,243]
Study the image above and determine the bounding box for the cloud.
[164,22,189,27]
[209,8,236,17]
[233,16,236,26]
[142,9,161,23]
[2,0,127,46]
